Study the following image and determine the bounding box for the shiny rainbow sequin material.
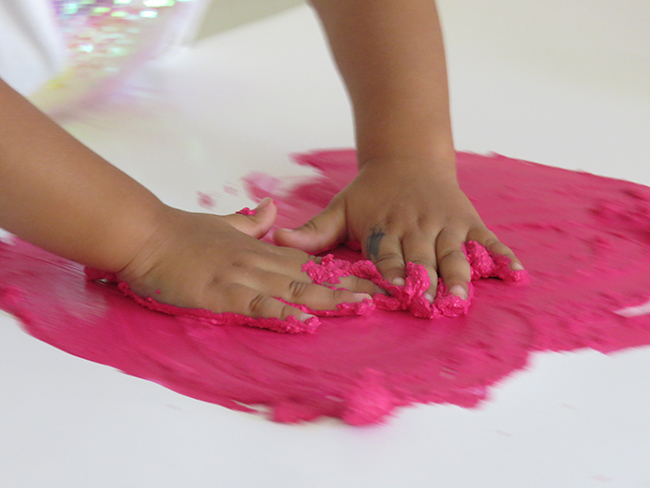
[32,0,205,116]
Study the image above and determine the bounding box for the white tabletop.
[2,3,650,487]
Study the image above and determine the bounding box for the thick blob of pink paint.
[2,151,650,425]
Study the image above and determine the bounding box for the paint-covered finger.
[336,274,386,296]
[270,254,382,295]
[468,227,524,270]
[221,197,277,238]
[256,254,380,295]
[213,282,313,321]
[435,230,472,300]
[269,274,371,311]
[274,203,346,253]
[401,231,438,301]
[365,228,406,286]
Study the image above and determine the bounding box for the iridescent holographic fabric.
[33,0,205,116]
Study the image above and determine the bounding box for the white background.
[2,2,650,487]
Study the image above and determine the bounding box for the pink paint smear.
[2,151,650,425]
[196,191,216,210]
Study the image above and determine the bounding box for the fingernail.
[256,197,272,210]
[511,262,525,271]
[392,277,406,286]
[300,313,315,322]
[449,285,468,300]
[352,293,372,302]
[424,292,434,303]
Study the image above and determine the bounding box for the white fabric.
[0,0,65,95]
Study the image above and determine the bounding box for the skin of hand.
[118,198,377,320]
[275,157,521,301]
[0,78,375,321]
[276,0,523,301]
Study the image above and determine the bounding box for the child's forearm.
[311,0,455,173]
[0,77,379,319]
[278,1,523,296]
[0,78,163,271]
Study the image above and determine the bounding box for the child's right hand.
[117,198,378,322]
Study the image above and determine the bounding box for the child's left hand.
[274,157,522,301]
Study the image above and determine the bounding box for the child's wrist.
[357,150,458,182]
[356,125,456,173]
[89,198,169,274]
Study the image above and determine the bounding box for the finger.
[223,243,328,287]
[255,238,319,262]
[435,229,472,300]
[230,248,311,282]
[254,251,382,295]
[467,227,524,270]
[222,197,276,238]
[212,282,312,321]
[250,270,371,311]
[401,231,438,301]
[336,274,385,296]
[365,229,406,286]
[274,204,346,253]
[245,249,381,295]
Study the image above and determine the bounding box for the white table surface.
[2,3,650,487]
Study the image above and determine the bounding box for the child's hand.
[288,0,524,301]
[0,79,377,322]
[118,198,377,321]
[275,158,523,301]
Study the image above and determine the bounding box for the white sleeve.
[0,0,65,95]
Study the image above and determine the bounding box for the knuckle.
[408,255,435,267]
[382,223,401,235]
[438,248,466,264]
[346,276,367,291]
[235,251,266,270]
[483,238,501,250]
[247,292,272,318]
[278,304,299,321]
[485,240,514,258]
[374,252,404,266]
[299,219,319,233]
[416,215,437,231]
[228,257,249,270]
[288,280,311,300]
[307,254,321,264]
[439,259,471,280]
[197,279,218,304]
[338,276,371,294]
[330,287,351,302]
[443,270,469,282]
[279,246,309,262]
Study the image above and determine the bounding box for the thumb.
[222,197,276,238]
[274,204,346,253]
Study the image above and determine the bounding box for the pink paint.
[235,207,256,216]
[2,151,650,425]
[196,191,216,210]
[302,250,525,320]
[223,183,239,196]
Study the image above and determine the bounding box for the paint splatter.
[223,183,239,196]
[196,191,216,210]
[2,151,650,425]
